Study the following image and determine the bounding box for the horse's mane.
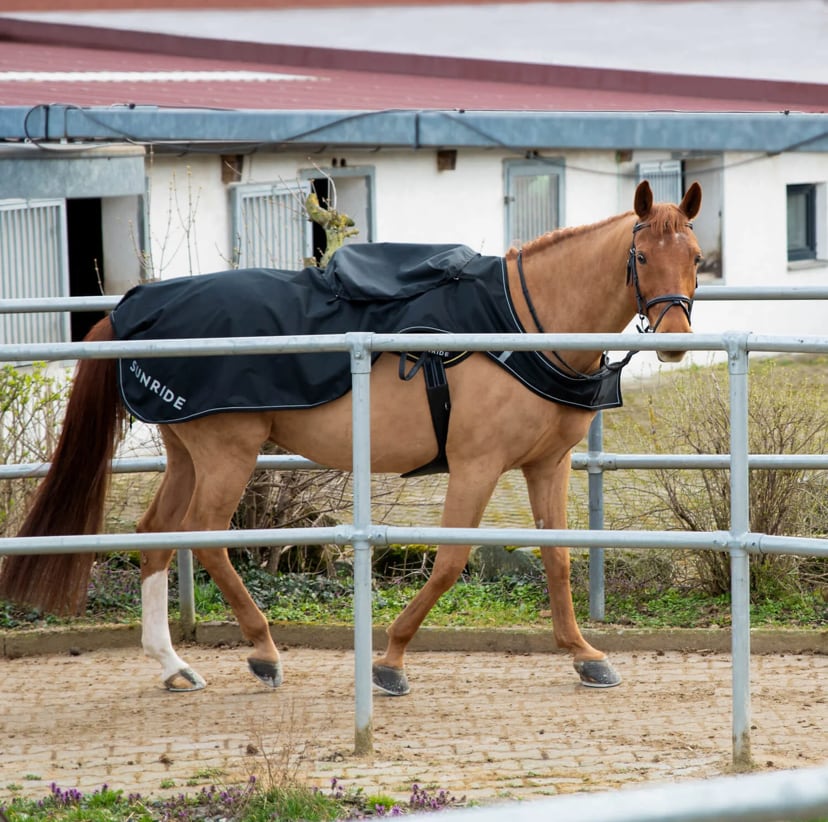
[506,202,691,259]
[506,211,631,259]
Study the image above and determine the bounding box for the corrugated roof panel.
[0,37,824,113]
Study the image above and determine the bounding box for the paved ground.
[1,643,826,807]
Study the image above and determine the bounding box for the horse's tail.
[0,317,127,615]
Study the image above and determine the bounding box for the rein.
[517,218,697,377]
[517,249,603,378]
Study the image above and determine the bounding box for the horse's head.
[627,180,703,362]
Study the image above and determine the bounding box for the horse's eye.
[695,255,703,266]
[636,252,646,264]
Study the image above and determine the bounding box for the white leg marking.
[141,571,190,683]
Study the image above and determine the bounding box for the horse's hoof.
[574,658,622,688]
[164,667,207,692]
[248,657,283,689]
[372,664,410,696]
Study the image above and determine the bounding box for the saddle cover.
[111,242,625,425]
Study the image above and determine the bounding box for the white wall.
[144,155,232,280]
[101,195,144,295]
[230,148,509,253]
[690,151,828,346]
[562,152,624,227]
[371,150,504,252]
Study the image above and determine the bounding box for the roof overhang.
[0,141,146,198]
[2,107,828,154]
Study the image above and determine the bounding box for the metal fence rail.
[2,300,828,776]
[0,454,320,480]
[8,283,828,316]
[420,764,828,822]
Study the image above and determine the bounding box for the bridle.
[626,220,696,334]
[516,219,697,377]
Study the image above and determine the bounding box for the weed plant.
[0,778,463,821]
[86,555,143,620]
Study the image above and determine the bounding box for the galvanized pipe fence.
[414,763,828,822]
[2,289,828,775]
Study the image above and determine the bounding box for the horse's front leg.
[372,544,472,696]
[140,549,207,691]
[373,466,499,696]
[523,458,621,688]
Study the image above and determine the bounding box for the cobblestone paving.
[1,646,825,805]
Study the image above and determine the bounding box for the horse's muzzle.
[657,347,688,364]
[646,295,693,362]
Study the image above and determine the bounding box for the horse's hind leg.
[180,416,282,689]
[191,547,282,688]
[141,548,206,691]
[138,428,206,691]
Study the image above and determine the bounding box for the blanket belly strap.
[399,352,452,477]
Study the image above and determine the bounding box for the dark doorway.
[309,177,331,265]
[66,198,106,341]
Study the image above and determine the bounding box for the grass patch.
[0,778,464,821]
[2,556,825,632]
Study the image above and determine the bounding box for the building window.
[0,198,70,345]
[504,160,563,247]
[232,169,374,270]
[637,160,683,204]
[787,184,817,262]
[299,166,374,263]
[231,182,312,270]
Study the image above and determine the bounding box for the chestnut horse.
[0,180,702,695]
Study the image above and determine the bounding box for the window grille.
[0,199,70,345]
[231,183,311,270]
[637,160,682,203]
[505,161,562,247]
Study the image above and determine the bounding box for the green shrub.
[605,357,828,596]
[0,363,69,537]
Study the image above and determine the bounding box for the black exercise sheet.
[111,242,624,424]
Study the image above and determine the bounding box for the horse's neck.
[508,214,636,374]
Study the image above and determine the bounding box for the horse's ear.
[680,181,702,221]
[634,181,653,219]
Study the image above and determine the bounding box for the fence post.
[177,548,196,640]
[725,332,753,769]
[587,412,606,621]
[350,333,374,756]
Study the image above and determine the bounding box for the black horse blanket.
[111,243,625,425]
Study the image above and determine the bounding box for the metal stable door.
[0,198,70,345]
